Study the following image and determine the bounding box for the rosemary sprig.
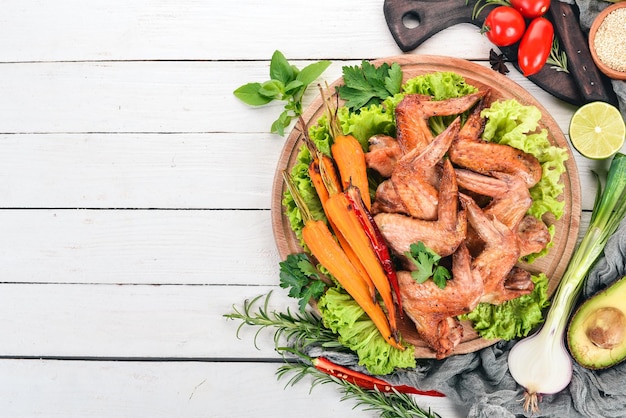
[276,360,441,418]
[224,292,443,417]
[223,291,343,351]
[546,37,569,73]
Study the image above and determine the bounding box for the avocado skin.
[567,276,626,370]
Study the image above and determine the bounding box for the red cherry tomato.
[518,17,554,77]
[482,6,526,47]
[510,0,551,19]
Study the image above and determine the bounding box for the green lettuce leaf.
[460,274,550,340]
[318,287,416,375]
[480,99,569,222]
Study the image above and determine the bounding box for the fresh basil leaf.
[233,82,273,106]
[271,110,292,136]
[296,60,331,86]
[270,50,295,84]
[234,50,330,135]
[284,79,305,96]
[258,79,284,99]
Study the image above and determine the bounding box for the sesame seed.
[593,7,626,73]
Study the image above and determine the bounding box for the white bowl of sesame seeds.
[589,2,626,80]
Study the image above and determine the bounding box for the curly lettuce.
[480,99,569,221]
[460,274,550,340]
[318,287,416,375]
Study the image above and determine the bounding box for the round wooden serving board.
[271,55,582,359]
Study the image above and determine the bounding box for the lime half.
[569,101,625,160]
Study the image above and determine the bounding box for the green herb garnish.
[405,242,451,289]
[337,61,402,111]
[233,50,330,135]
[279,253,327,312]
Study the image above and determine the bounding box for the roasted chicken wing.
[398,243,483,359]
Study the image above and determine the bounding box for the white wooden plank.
[0,210,280,285]
[0,133,284,209]
[0,0,491,63]
[0,61,577,134]
[0,359,466,418]
[0,283,285,358]
[0,132,603,210]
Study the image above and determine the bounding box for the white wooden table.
[0,1,616,417]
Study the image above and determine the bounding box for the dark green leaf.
[384,62,403,95]
[298,279,326,312]
[432,266,451,289]
[339,86,376,111]
[405,242,450,288]
[233,82,274,106]
[278,253,326,312]
[237,51,330,135]
[337,60,404,112]
[270,50,295,84]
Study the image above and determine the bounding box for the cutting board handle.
[383,0,484,52]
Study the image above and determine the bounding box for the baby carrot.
[309,156,377,301]
[283,171,402,350]
[325,192,400,343]
[331,134,372,210]
[318,85,371,209]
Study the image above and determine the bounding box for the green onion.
[507,152,626,413]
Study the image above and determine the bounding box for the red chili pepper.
[344,185,404,317]
[313,357,446,397]
[517,17,554,77]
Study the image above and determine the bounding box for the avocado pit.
[584,307,626,349]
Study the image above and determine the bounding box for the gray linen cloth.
[305,218,626,417]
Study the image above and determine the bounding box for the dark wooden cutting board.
[383,0,618,106]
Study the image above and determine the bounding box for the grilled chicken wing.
[365,134,402,178]
[459,193,534,305]
[391,117,460,221]
[449,92,542,188]
[375,158,466,259]
[395,91,487,153]
[398,243,483,358]
[517,214,551,256]
[449,135,543,188]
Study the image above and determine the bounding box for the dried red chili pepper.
[313,357,445,397]
[344,185,404,317]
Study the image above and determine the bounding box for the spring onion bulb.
[508,152,626,413]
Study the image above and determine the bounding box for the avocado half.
[567,276,626,369]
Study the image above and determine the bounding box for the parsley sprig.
[279,253,327,312]
[337,60,402,111]
[233,50,330,135]
[405,242,451,289]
